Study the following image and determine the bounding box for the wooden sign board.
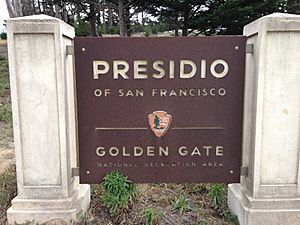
[74,36,246,183]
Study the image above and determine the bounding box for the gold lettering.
[179,88,187,96]
[180,60,196,79]
[126,90,134,96]
[118,89,124,96]
[122,147,130,156]
[200,60,206,78]
[178,146,188,156]
[159,146,169,156]
[134,60,148,79]
[216,146,224,156]
[203,146,212,156]
[152,89,158,96]
[136,89,144,96]
[210,59,229,78]
[153,60,165,79]
[160,89,167,96]
[96,147,105,156]
[93,60,109,79]
[109,147,119,156]
[147,146,155,156]
[210,88,216,96]
[191,147,201,156]
[169,60,175,79]
[169,90,177,96]
[113,60,129,79]
[134,146,143,156]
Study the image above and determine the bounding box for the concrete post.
[228,13,300,225]
[6,15,90,224]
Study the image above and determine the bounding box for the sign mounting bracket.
[66,45,74,56]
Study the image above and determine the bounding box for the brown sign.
[74,36,246,183]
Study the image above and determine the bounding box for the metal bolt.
[86,170,90,175]
[235,46,239,50]
[82,48,86,52]
[230,170,234,174]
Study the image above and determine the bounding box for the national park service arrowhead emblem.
[148,111,172,138]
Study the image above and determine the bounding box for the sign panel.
[74,36,246,183]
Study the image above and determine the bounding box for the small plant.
[101,171,136,218]
[208,184,225,209]
[144,208,154,225]
[76,210,87,225]
[229,214,240,225]
[144,208,160,225]
[0,165,17,225]
[171,195,192,214]
[0,165,17,208]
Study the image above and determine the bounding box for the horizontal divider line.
[95,127,223,130]
[172,127,224,130]
[95,127,147,130]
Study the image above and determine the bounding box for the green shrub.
[171,194,192,214]
[230,214,240,225]
[108,25,120,35]
[74,19,90,37]
[0,165,17,224]
[101,171,136,217]
[208,184,225,209]
[144,26,152,37]
[0,32,7,40]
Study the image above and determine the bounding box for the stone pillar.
[6,15,90,224]
[228,13,300,225]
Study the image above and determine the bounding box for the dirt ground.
[0,40,7,58]
[0,45,14,175]
[87,183,232,225]
[0,122,14,174]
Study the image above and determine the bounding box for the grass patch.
[0,102,11,124]
[0,56,12,125]
[0,57,9,96]
[0,165,17,225]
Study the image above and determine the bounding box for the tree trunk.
[48,2,55,17]
[141,11,144,26]
[5,0,23,17]
[28,0,34,15]
[125,5,131,37]
[32,0,37,14]
[13,0,23,16]
[55,4,61,19]
[63,5,68,23]
[175,29,179,36]
[5,0,17,17]
[37,0,42,14]
[89,3,97,36]
[182,26,188,36]
[108,6,113,27]
[182,8,189,36]
[102,9,106,34]
[118,0,126,37]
